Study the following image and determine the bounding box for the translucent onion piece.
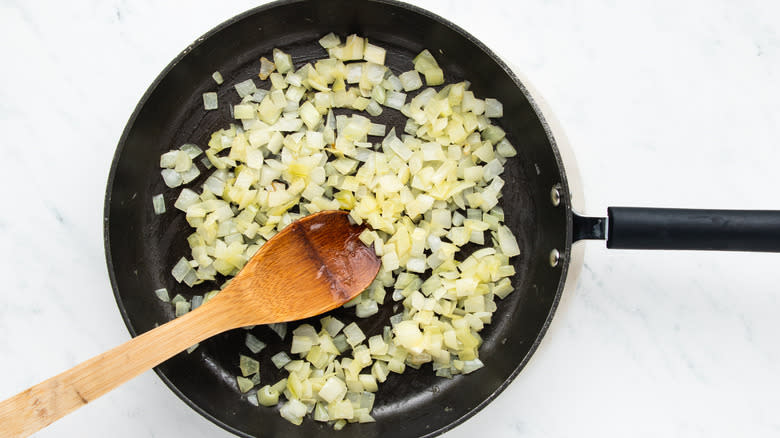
[236,376,254,393]
[161,169,183,188]
[202,92,218,110]
[158,33,524,430]
[271,351,292,369]
[234,79,258,98]
[152,194,166,215]
[318,32,341,49]
[154,288,169,302]
[180,143,203,158]
[245,333,267,354]
[268,322,287,339]
[398,70,423,91]
[171,257,192,282]
[258,385,280,406]
[175,300,190,317]
[258,56,276,80]
[212,71,224,85]
[240,355,261,377]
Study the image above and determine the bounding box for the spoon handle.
[0,298,239,438]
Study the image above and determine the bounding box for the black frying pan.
[104,1,780,437]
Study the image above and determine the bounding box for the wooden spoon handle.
[0,299,238,438]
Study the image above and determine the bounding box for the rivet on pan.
[549,249,560,267]
[550,184,562,207]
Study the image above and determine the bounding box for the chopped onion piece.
[497,225,520,257]
[245,333,267,354]
[363,42,386,65]
[160,150,178,168]
[174,188,199,212]
[240,355,261,376]
[318,32,341,49]
[343,322,366,346]
[258,56,276,80]
[237,376,254,393]
[171,257,192,282]
[175,300,190,317]
[268,322,287,339]
[271,351,292,369]
[484,98,503,118]
[273,48,293,74]
[203,92,218,110]
[399,70,423,91]
[154,288,169,302]
[161,169,183,188]
[180,143,203,158]
[319,376,347,403]
[356,300,379,318]
[152,194,166,215]
[257,385,280,406]
[212,71,224,84]
[461,358,484,374]
[234,79,258,98]
[280,399,307,425]
[321,316,345,337]
[365,100,382,116]
[384,91,406,110]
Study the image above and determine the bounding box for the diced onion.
[271,351,292,369]
[343,322,366,346]
[175,300,190,317]
[203,92,218,110]
[245,333,267,354]
[258,385,280,406]
[273,48,293,74]
[484,98,503,118]
[157,34,523,430]
[154,288,169,302]
[496,225,521,257]
[258,56,276,80]
[363,43,386,65]
[234,79,258,98]
[398,70,423,91]
[318,32,341,49]
[384,91,406,110]
[152,194,166,215]
[321,316,344,337]
[161,169,183,188]
[212,71,224,85]
[171,257,192,282]
[237,376,254,393]
[279,399,307,425]
[268,322,287,339]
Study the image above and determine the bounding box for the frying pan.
[103,0,780,437]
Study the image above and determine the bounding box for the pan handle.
[574,207,780,252]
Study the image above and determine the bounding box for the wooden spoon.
[0,210,379,438]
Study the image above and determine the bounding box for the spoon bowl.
[0,210,379,437]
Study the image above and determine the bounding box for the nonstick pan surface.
[104,1,572,437]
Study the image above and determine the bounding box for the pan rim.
[102,0,574,436]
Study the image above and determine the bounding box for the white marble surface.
[2,0,780,436]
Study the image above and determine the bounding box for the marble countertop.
[2,0,780,436]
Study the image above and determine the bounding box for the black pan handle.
[574,207,780,252]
